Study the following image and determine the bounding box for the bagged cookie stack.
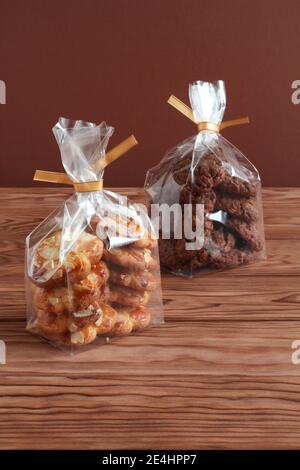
[28,231,112,346]
[26,118,163,351]
[100,212,159,335]
[145,81,266,277]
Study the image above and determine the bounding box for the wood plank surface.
[0,187,300,449]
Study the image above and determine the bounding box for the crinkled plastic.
[25,118,163,352]
[145,81,266,277]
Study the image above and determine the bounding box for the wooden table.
[0,187,300,450]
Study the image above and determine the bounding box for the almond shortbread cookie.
[109,266,156,291]
[109,306,151,336]
[31,230,104,287]
[103,247,158,271]
[31,281,109,316]
[109,284,150,307]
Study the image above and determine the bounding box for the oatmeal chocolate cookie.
[109,266,156,291]
[158,237,210,272]
[103,247,158,271]
[215,194,258,222]
[172,155,193,186]
[210,248,255,269]
[173,153,225,191]
[206,228,237,255]
[180,184,216,212]
[226,217,262,251]
[109,284,150,307]
[216,173,256,198]
[193,153,225,191]
[158,238,179,270]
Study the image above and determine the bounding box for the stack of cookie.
[27,228,158,348]
[28,230,113,346]
[103,235,158,336]
[158,151,264,275]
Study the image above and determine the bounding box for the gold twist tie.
[34,134,138,192]
[167,95,249,133]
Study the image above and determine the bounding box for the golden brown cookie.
[73,261,109,294]
[109,306,151,335]
[96,304,118,335]
[31,281,110,316]
[131,231,158,249]
[109,266,156,291]
[32,284,74,315]
[103,247,157,271]
[31,230,104,287]
[110,310,133,336]
[94,211,156,248]
[28,310,69,337]
[69,325,98,346]
[109,284,150,307]
[129,306,151,331]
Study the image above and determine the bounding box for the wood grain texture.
[0,187,300,450]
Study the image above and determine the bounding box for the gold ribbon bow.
[34,135,138,192]
[168,95,249,133]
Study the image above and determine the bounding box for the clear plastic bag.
[145,81,266,277]
[26,118,163,352]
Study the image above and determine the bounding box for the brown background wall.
[0,0,300,187]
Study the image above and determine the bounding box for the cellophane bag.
[145,80,266,277]
[25,118,163,352]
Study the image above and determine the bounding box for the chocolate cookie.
[210,247,254,269]
[226,217,262,251]
[215,193,258,222]
[193,153,225,191]
[216,173,256,198]
[172,155,192,186]
[180,184,216,212]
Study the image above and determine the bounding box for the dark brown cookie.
[158,238,194,272]
[180,184,216,212]
[172,155,192,185]
[193,154,225,191]
[210,247,254,269]
[206,228,237,256]
[215,193,258,222]
[226,217,262,251]
[216,173,256,198]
